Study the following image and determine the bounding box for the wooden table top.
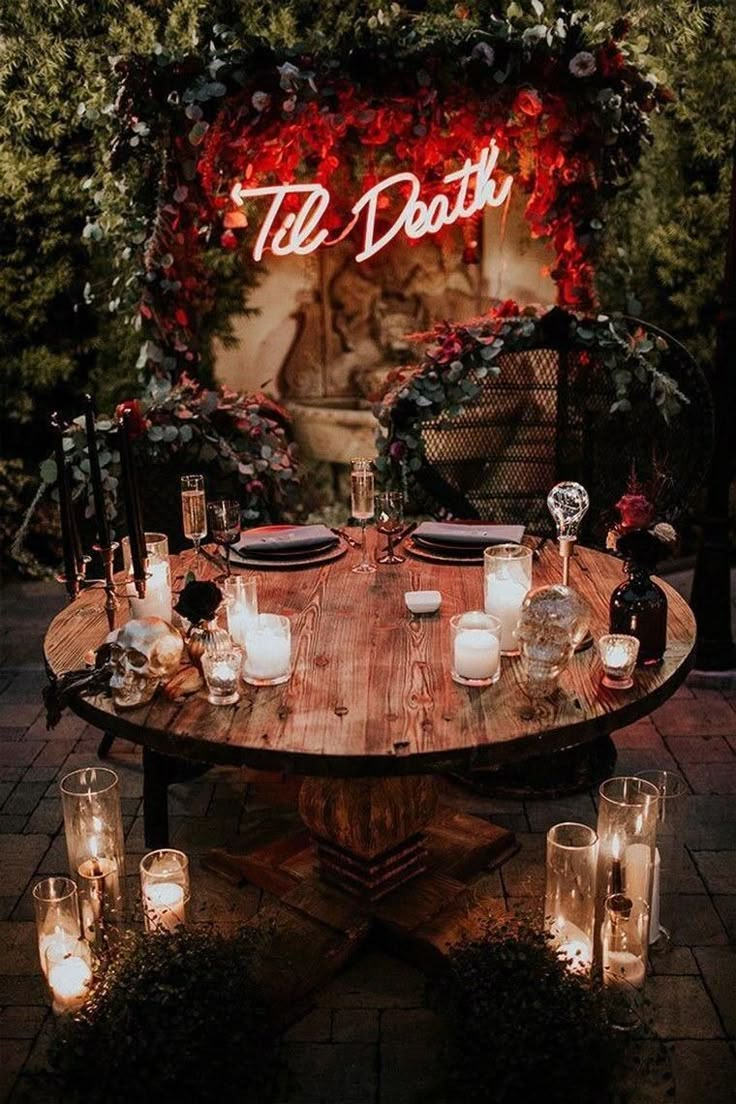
[44,533,696,777]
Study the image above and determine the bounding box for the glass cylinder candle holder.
[450,611,501,687]
[60,767,126,944]
[123,532,173,622]
[46,937,93,1015]
[544,823,598,974]
[242,613,292,686]
[33,876,83,980]
[223,576,259,649]
[483,543,532,655]
[140,849,190,933]
[602,893,650,1026]
[637,770,688,949]
[595,776,659,965]
[598,634,640,690]
[202,647,242,705]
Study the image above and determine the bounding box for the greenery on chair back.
[45,927,278,1103]
[436,918,622,1104]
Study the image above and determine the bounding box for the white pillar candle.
[484,577,528,653]
[48,954,92,1014]
[648,849,661,944]
[551,919,593,974]
[604,951,647,990]
[38,929,77,980]
[143,882,186,932]
[453,629,500,682]
[128,560,173,621]
[624,843,651,905]
[243,616,292,683]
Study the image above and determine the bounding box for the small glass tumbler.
[637,769,688,949]
[544,823,598,975]
[598,634,640,690]
[33,876,83,980]
[140,849,190,933]
[60,767,126,944]
[602,893,650,1027]
[45,937,93,1015]
[483,543,533,655]
[242,613,293,686]
[450,611,502,687]
[202,647,242,705]
[123,532,173,621]
[223,576,259,649]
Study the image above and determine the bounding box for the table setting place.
[42,421,689,1033]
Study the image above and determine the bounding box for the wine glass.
[180,474,207,574]
[207,500,241,576]
[376,491,405,565]
[350,458,376,575]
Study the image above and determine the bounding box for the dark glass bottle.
[609,561,668,665]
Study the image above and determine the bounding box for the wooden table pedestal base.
[202,774,518,1021]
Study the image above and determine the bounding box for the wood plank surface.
[43,533,696,776]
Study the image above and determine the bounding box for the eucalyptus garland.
[374,302,687,489]
[78,3,669,387]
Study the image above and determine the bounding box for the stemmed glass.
[376,491,405,565]
[180,474,207,574]
[350,458,376,575]
[207,500,241,576]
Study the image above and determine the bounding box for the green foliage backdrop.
[0,0,733,574]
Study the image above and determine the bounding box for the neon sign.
[230,140,513,263]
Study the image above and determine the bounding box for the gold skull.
[107,618,184,709]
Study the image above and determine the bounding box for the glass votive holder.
[602,893,650,1027]
[483,543,533,655]
[60,767,126,944]
[637,769,688,949]
[123,532,173,622]
[544,823,598,974]
[201,647,242,705]
[223,575,259,649]
[45,938,93,1015]
[450,611,502,687]
[140,849,190,933]
[33,876,83,980]
[242,613,292,686]
[598,633,640,689]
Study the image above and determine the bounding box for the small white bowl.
[405,590,442,615]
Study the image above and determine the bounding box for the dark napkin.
[413,521,525,547]
[231,524,338,558]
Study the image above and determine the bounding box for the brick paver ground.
[1,580,735,1102]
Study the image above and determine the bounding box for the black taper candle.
[83,394,111,548]
[123,408,147,570]
[117,416,147,596]
[51,414,79,599]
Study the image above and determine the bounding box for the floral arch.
[101,7,667,387]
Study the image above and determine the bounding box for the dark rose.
[514,89,543,118]
[175,580,222,625]
[616,493,654,531]
[246,479,264,495]
[389,440,406,462]
[597,42,624,78]
[115,399,148,439]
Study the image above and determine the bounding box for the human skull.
[517,585,590,700]
[107,618,184,708]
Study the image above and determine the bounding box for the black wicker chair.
[410,317,714,541]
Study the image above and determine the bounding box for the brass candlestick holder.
[57,541,145,632]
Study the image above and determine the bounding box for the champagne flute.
[180,474,207,574]
[376,491,405,565]
[350,458,376,575]
[207,500,241,577]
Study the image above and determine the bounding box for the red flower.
[115,399,148,439]
[616,493,654,531]
[514,89,543,118]
[597,42,624,78]
[389,440,406,461]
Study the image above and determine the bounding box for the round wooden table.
[44,534,695,972]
